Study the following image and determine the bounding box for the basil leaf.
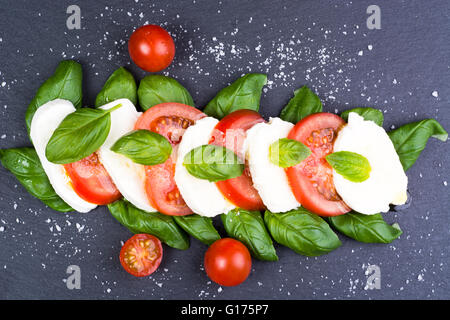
[110,130,172,165]
[264,208,341,256]
[341,107,384,126]
[95,67,137,107]
[183,145,244,182]
[138,75,194,110]
[388,119,448,171]
[203,73,267,119]
[173,214,221,246]
[326,151,371,182]
[108,200,189,250]
[328,212,402,243]
[0,148,72,212]
[45,104,122,164]
[25,60,83,135]
[221,209,278,261]
[280,86,322,123]
[269,138,311,168]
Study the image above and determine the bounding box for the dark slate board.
[0,0,448,299]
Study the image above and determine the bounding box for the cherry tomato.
[209,110,265,210]
[204,238,252,287]
[135,103,205,216]
[128,25,175,72]
[64,153,121,205]
[119,234,163,277]
[286,112,351,216]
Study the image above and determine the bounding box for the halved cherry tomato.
[64,153,121,205]
[119,234,163,277]
[135,103,205,216]
[286,113,351,216]
[209,110,265,210]
[204,238,252,287]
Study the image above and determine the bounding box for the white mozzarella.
[97,99,156,213]
[333,112,408,215]
[245,117,301,213]
[30,99,97,213]
[174,117,236,217]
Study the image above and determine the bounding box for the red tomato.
[119,234,163,277]
[204,238,252,287]
[64,153,121,205]
[209,110,265,210]
[135,103,205,216]
[286,113,351,216]
[128,25,175,72]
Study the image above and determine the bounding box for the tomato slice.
[64,153,121,205]
[286,113,351,216]
[209,110,265,210]
[119,234,162,277]
[135,103,206,216]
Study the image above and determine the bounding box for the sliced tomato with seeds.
[286,112,351,216]
[64,153,121,205]
[135,103,206,216]
[119,234,163,277]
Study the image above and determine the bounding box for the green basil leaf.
[110,130,172,165]
[183,145,244,182]
[45,104,122,164]
[95,67,137,107]
[280,86,322,123]
[173,214,221,246]
[107,200,190,250]
[326,151,371,182]
[221,209,278,261]
[269,138,311,168]
[0,148,72,212]
[328,212,402,243]
[203,73,267,119]
[341,107,384,126]
[138,75,194,110]
[25,60,83,135]
[264,208,341,256]
[388,119,448,171]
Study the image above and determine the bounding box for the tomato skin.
[128,25,175,72]
[64,153,121,205]
[204,238,252,287]
[286,113,351,217]
[120,234,163,277]
[209,110,265,210]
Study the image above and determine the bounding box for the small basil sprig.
[183,145,244,182]
[341,107,384,126]
[328,212,402,243]
[388,119,448,171]
[173,214,221,246]
[25,60,82,135]
[110,130,172,165]
[280,86,322,123]
[264,208,341,256]
[45,103,122,164]
[95,67,137,107]
[269,138,311,168]
[221,209,278,261]
[108,200,189,250]
[138,75,194,110]
[203,73,267,119]
[0,148,72,212]
[326,151,371,182]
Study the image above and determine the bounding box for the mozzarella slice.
[333,112,408,215]
[30,99,97,213]
[245,117,301,213]
[174,117,236,217]
[97,99,156,213]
